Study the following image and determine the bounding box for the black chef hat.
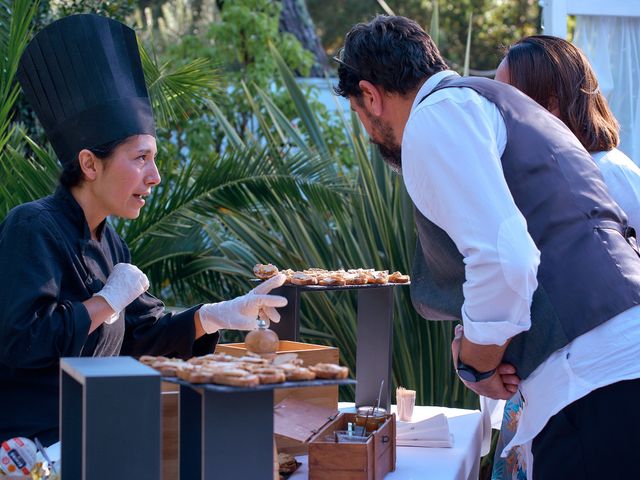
[17,14,156,166]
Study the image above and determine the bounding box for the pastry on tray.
[253,263,279,279]
[141,353,347,387]
[211,369,261,387]
[309,363,349,379]
[368,270,389,284]
[289,272,318,285]
[318,274,347,286]
[253,367,286,384]
[283,366,316,381]
[389,271,410,283]
[252,264,410,285]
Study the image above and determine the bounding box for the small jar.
[354,406,387,433]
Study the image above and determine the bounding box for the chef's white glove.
[198,274,288,333]
[94,263,150,324]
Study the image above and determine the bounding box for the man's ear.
[358,80,384,117]
[78,149,99,182]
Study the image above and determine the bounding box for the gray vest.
[410,76,640,379]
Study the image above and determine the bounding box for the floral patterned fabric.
[492,391,527,480]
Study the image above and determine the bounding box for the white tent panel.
[541,0,640,162]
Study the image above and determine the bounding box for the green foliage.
[308,0,540,72]
[0,0,45,215]
[134,0,349,164]
[138,41,222,128]
[46,0,135,19]
[0,0,37,157]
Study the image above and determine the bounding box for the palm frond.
[0,0,38,156]
[139,41,221,128]
[269,44,330,157]
[0,129,59,218]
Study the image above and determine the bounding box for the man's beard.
[376,142,402,173]
[370,117,402,174]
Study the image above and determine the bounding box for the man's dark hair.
[334,15,448,99]
[60,138,127,188]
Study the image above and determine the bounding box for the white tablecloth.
[290,403,485,480]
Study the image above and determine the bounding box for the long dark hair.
[60,138,127,188]
[504,35,619,152]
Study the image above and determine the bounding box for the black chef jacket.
[0,186,219,445]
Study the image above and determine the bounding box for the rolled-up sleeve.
[403,91,540,346]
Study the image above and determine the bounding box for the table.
[290,404,485,480]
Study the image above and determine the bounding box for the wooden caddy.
[308,412,396,480]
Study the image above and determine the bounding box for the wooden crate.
[308,413,396,480]
[161,381,179,480]
[216,340,339,410]
[216,340,338,367]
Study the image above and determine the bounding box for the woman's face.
[495,58,510,84]
[92,134,160,220]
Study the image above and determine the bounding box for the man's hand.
[451,324,520,400]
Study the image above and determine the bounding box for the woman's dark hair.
[504,35,619,152]
[60,137,128,188]
[334,15,448,99]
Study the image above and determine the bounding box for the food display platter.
[164,375,355,393]
[252,278,411,291]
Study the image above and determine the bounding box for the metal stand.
[355,286,394,410]
[270,285,300,340]
[60,357,161,480]
[270,284,399,412]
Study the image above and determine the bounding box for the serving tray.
[164,376,355,393]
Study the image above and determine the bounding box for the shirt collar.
[53,185,106,240]
[410,70,460,112]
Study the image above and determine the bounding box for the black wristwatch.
[456,355,496,383]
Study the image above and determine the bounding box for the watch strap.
[456,355,497,382]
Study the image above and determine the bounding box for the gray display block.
[175,378,355,480]
[60,357,161,480]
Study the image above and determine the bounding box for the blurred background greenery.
[1,0,540,428]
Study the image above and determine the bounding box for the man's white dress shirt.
[402,70,640,476]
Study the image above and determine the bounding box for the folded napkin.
[396,413,453,448]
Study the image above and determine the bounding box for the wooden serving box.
[216,340,339,410]
[216,340,340,455]
[308,412,396,480]
[161,381,179,480]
